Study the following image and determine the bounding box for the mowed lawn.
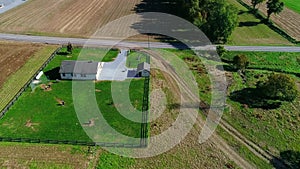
[0,48,145,142]
[282,0,300,14]
[126,51,148,68]
[226,0,292,45]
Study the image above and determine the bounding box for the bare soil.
[0,0,142,38]
[0,41,43,88]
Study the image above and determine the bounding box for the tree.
[232,54,249,72]
[266,0,284,20]
[256,73,298,102]
[251,0,265,10]
[67,42,73,54]
[200,0,238,43]
[216,45,227,58]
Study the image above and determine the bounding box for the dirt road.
[143,49,256,169]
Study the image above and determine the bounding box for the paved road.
[0,0,27,14]
[1,33,300,52]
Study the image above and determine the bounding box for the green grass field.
[226,0,292,45]
[219,51,300,156]
[221,51,300,74]
[0,48,145,142]
[126,51,148,68]
[282,0,300,14]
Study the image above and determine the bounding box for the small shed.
[137,62,150,77]
[59,60,102,80]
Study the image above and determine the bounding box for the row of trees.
[251,0,284,20]
[175,0,239,43]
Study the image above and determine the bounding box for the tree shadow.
[229,88,282,109]
[271,150,300,169]
[239,21,262,27]
[216,64,235,72]
[130,0,211,49]
[44,67,61,80]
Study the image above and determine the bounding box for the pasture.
[226,0,291,45]
[0,47,145,142]
[282,0,300,14]
[218,50,300,160]
[242,0,300,41]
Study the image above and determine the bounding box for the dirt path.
[242,0,300,41]
[142,49,256,169]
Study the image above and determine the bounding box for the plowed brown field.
[0,41,42,88]
[0,0,141,38]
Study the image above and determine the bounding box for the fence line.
[0,46,151,148]
[140,54,150,148]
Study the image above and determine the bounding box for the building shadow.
[44,67,61,80]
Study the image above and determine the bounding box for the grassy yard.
[126,51,148,68]
[282,0,300,14]
[0,47,145,142]
[226,0,292,45]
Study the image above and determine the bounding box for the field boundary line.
[0,47,62,119]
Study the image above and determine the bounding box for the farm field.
[242,0,300,41]
[0,142,95,168]
[0,41,57,113]
[0,48,145,143]
[282,0,300,14]
[226,0,291,45]
[0,0,142,38]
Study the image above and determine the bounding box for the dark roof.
[137,62,150,72]
[59,60,99,74]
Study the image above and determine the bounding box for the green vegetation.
[0,48,144,141]
[217,127,273,169]
[0,46,58,112]
[97,151,135,169]
[221,51,300,74]
[224,70,300,155]
[256,73,298,101]
[266,0,284,20]
[126,51,148,68]
[282,0,300,14]
[226,0,291,45]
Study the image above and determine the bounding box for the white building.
[59,60,102,80]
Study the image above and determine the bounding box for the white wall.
[61,73,96,80]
